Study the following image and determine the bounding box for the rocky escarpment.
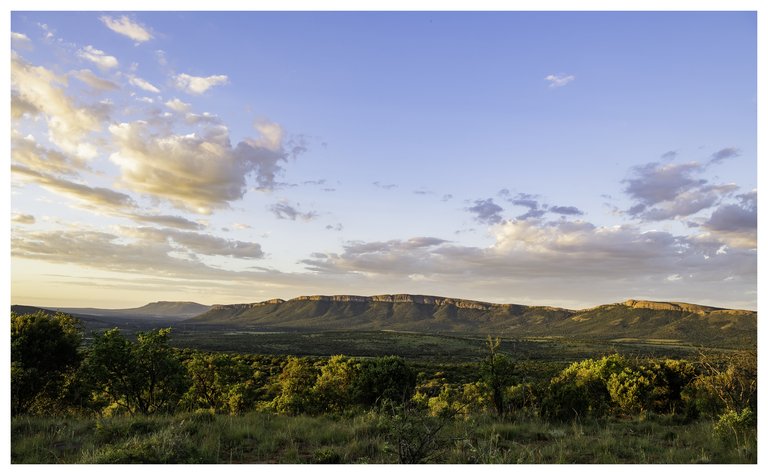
[290,294,536,311]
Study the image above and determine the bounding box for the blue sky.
[9,10,758,309]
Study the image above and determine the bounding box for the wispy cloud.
[100,15,153,43]
[269,202,318,221]
[545,73,575,88]
[129,76,160,93]
[71,69,119,91]
[12,214,36,225]
[708,147,741,165]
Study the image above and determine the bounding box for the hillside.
[42,301,211,320]
[188,295,756,348]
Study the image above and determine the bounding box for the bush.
[351,356,416,406]
[11,311,82,415]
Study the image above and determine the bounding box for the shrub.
[351,356,416,406]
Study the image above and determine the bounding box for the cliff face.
[290,294,521,311]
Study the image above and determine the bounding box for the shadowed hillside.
[188,295,756,348]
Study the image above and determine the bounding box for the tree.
[182,352,262,414]
[272,356,320,414]
[82,328,189,415]
[351,356,417,406]
[11,311,82,415]
[313,355,358,413]
[480,336,515,417]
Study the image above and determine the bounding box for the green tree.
[272,356,320,414]
[182,352,263,414]
[11,311,82,415]
[313,355,358,413]
[480,336,515,417]
[351,356,417,406]
[82,328,189,415]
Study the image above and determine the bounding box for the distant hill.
[188,294,756,348]
[41,301,211,320]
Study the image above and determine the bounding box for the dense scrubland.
[11,310,757,463]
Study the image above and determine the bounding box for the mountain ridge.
[190,294,755,348]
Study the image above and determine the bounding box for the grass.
[11,411,756,464]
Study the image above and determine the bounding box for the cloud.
[701,191,756,249]
[624,160,739,221]
[12,214,36,225]
[11,32,30,43]
[270,202,318,221]
[467,198,504,224]
[77,45,119,69]
[300,217,755,308]
[165,98,191,113]
[125,227,264,259]
[545,74,575,88]
[12,165,136,209]
[108,120,295,213]
[549,205,584,216]
[660,150,678,160]
[373,181,397,190]
[128,213,203,231]
[174,73,229,95]
[11,133,88,176]
[100,15,153,43]
[71,69,119,91]
[11,55,103,158]
[129,76,160,93]
[624,162,706,206]
[708,147,741,165]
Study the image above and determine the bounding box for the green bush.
[351,356,416,406]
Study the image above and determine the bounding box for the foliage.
[683,351,757,418]
[313,355,358,413]
[272,356,320,415]
[181,352,264,414]
[351,356,417,406]
[541,354,625,421]
[82,328,190,415]
[11,311,83,415]
[480,336,516,417]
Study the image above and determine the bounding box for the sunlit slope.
[188,295,755,348]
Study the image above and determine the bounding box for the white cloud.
[11,55,103,159]
[100,15,153,43]
[11,32,30,42]
[108,120,294,213]
[545,74,575,88]
[129,76,161,93]
[165,98,191,113]
[77,45,119,69]
[174,73,229,95]
[12,214,36,225]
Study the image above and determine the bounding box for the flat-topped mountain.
[189,295,756,348]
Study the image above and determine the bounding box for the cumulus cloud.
[467,198,504,224]
[108,120,294,213]
[11,55,102,158]
[174,73,229,95]
[77,45,119,69]
[701,191,756,249]
[12,214,36,225]
[100,15,153,43]
[300,217,755,308]
[270,202,318,221]
[545,74,575,88]
[71,69,119,91]
[129,76,160,93]
[624,160,739,221]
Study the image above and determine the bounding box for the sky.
[7,8,759,310]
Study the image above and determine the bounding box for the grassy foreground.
[12,411,756,464]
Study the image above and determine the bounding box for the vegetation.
[10,310,757,464]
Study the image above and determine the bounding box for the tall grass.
[11,411,756,464]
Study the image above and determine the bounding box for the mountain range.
[12,294,756,348]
